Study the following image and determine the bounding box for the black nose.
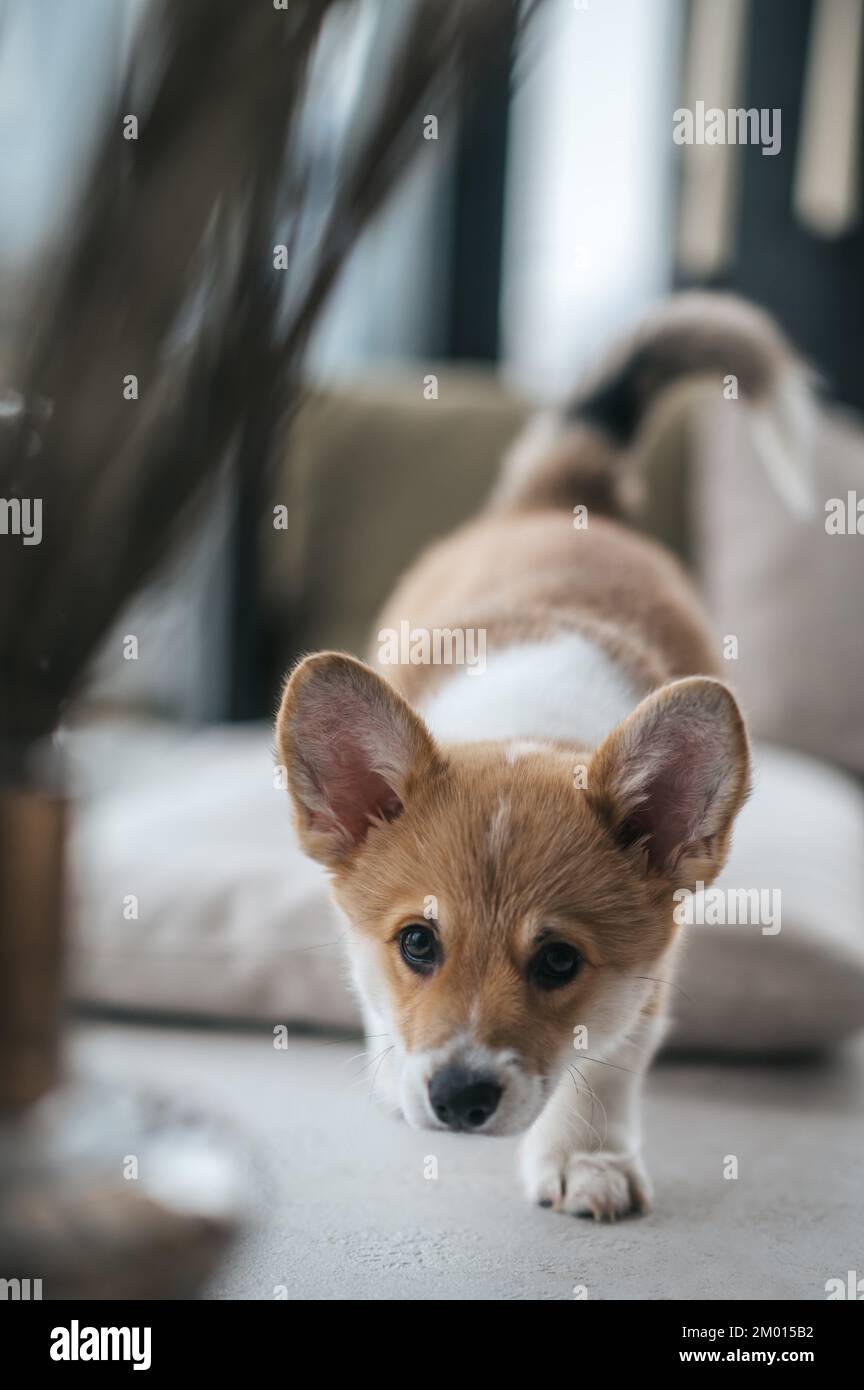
[428,1065,502,1130]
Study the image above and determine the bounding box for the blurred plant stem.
[0,0,542,1295]
[0,0,533,747]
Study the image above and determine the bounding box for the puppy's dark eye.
[399,923,439,974]
[531,942,582,989]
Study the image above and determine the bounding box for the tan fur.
[371,509,718,706]
[277,660,749,1074]
[328,739,676,1066]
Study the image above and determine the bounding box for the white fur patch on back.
[505,739,553,762]
[421,633,639,749]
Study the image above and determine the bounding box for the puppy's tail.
[490,292,814,521]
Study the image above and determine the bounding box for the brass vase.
[0,751,245,1301]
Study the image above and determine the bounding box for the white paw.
[521,1148,652,1222]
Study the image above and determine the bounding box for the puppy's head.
[276,653,749,1136]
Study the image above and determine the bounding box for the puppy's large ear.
[587,678,750,889]
[276,652,440,867]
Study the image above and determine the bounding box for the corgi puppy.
[277,294,803,1220]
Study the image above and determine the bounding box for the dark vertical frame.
[443,3,518,362]
[226,427,269,721]
[677,0,864,413]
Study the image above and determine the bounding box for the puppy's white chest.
[420,632,639,749]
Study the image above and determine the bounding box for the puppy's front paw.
[522,1147,652,1222]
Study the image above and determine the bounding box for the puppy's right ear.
[276,652,440,868]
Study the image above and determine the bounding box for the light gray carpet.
[71,1020,864,1301]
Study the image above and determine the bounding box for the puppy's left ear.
[276,652,441,868]
[587,677,750,889]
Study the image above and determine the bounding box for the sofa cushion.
[68,721,864,1055]
[261,373,531,661]
[694,398,864,777]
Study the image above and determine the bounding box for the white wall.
[501,0,682,400]
[0,0,145,288]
